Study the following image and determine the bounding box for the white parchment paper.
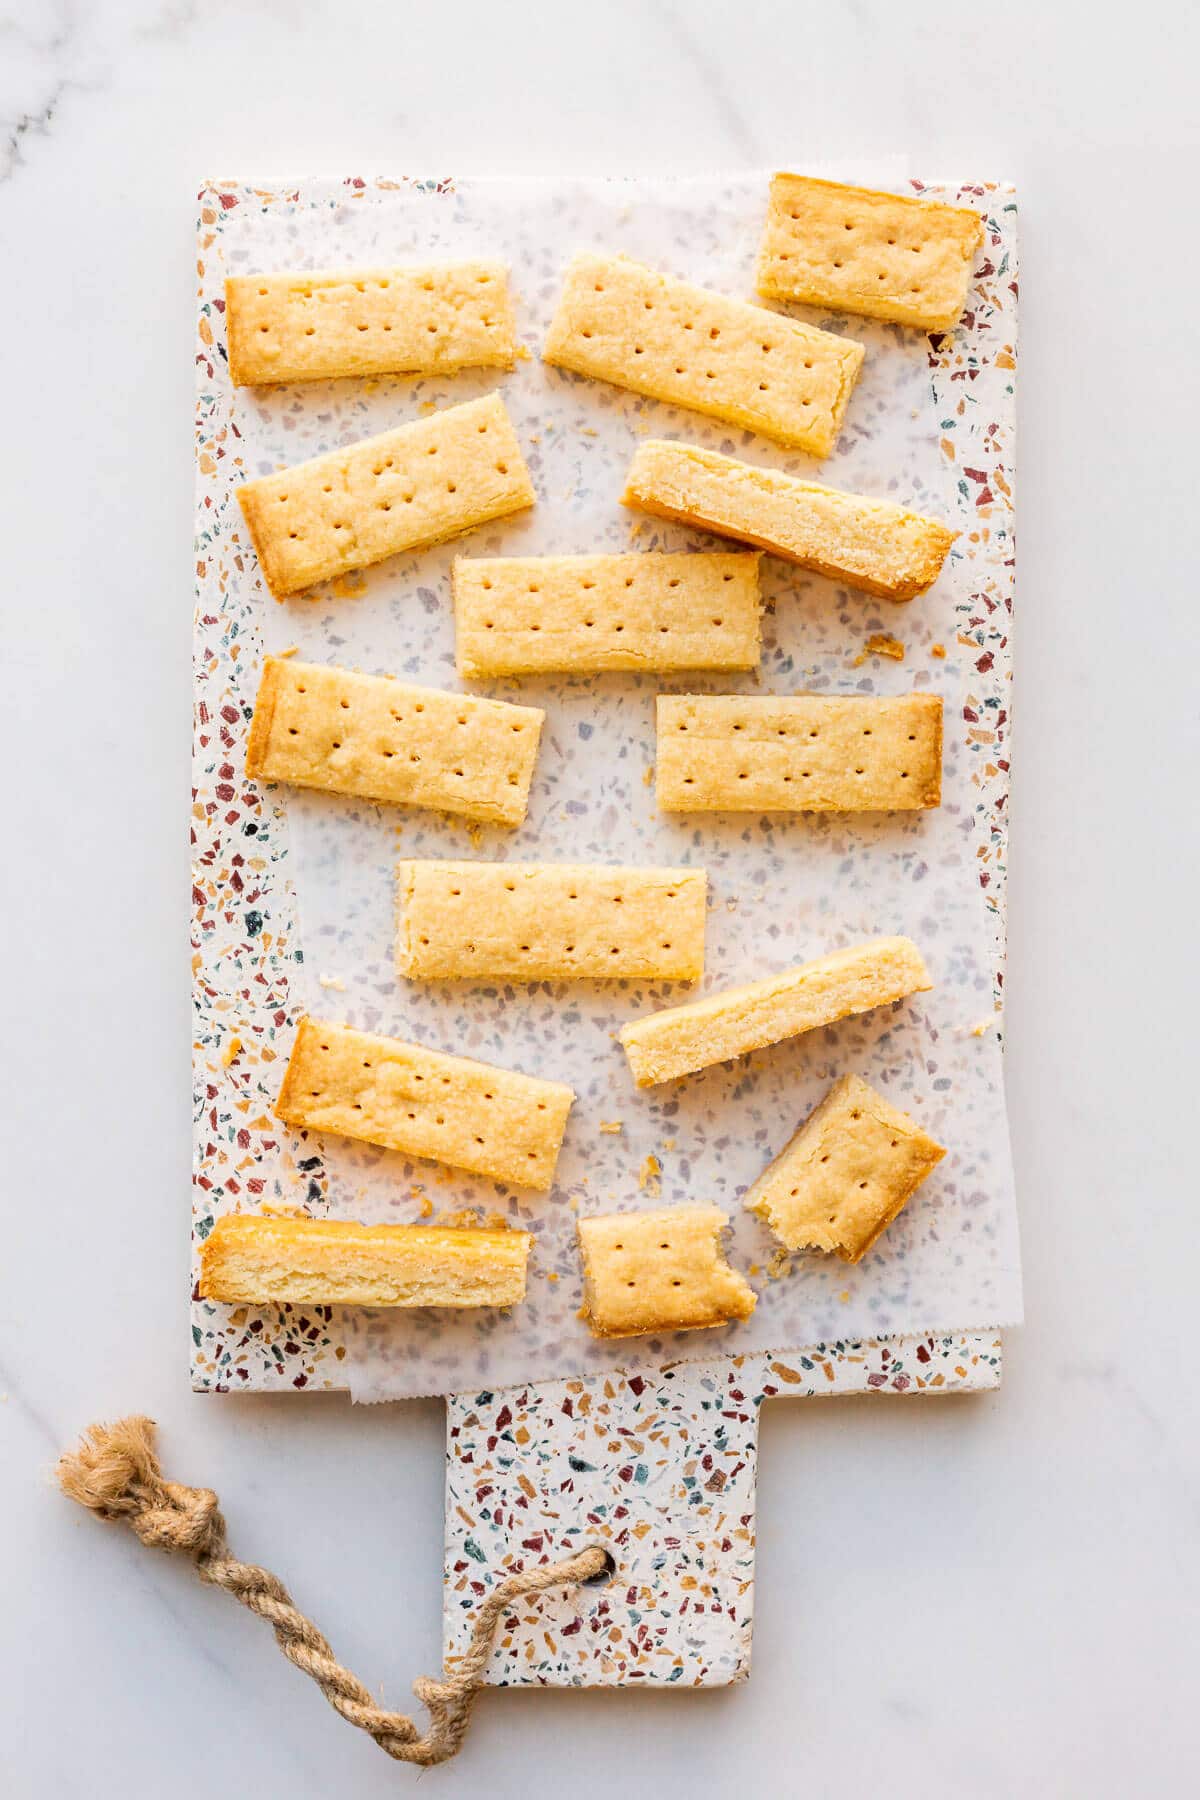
[219,175,1021,1397]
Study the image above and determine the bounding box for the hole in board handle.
[581,1546,617,1587]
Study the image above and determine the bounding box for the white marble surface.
[2,2,1198,1794]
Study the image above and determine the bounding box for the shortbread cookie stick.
[198,1215,531,1307]
[397,861,707,981]
[745,1073,946,1261]
[236,392,535,596]
[453,551,761,675]
[656,693,942,811]
[622,440,956,601]
[757,175,984,331]
[544,253,863,457]
[246,657,543,828]
[577,1206,756,1338]
[276,1019,574,1191]
[619,937,931,1087]
[225,261,517,386]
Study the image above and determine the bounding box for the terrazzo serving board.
[192,173,1018,1687]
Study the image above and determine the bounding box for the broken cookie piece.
[745,1072,945,1261]
[577,1204,756,1338]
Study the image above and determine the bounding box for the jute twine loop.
[58,1415,608,1767]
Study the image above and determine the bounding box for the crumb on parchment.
[599,1120,623,1135]
[930,643,947,659]
[427,1206,513,1230]
[639,1154,662,1196]
[277,644,299,659]
[854,633,905,665]
[318,972,346,992]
